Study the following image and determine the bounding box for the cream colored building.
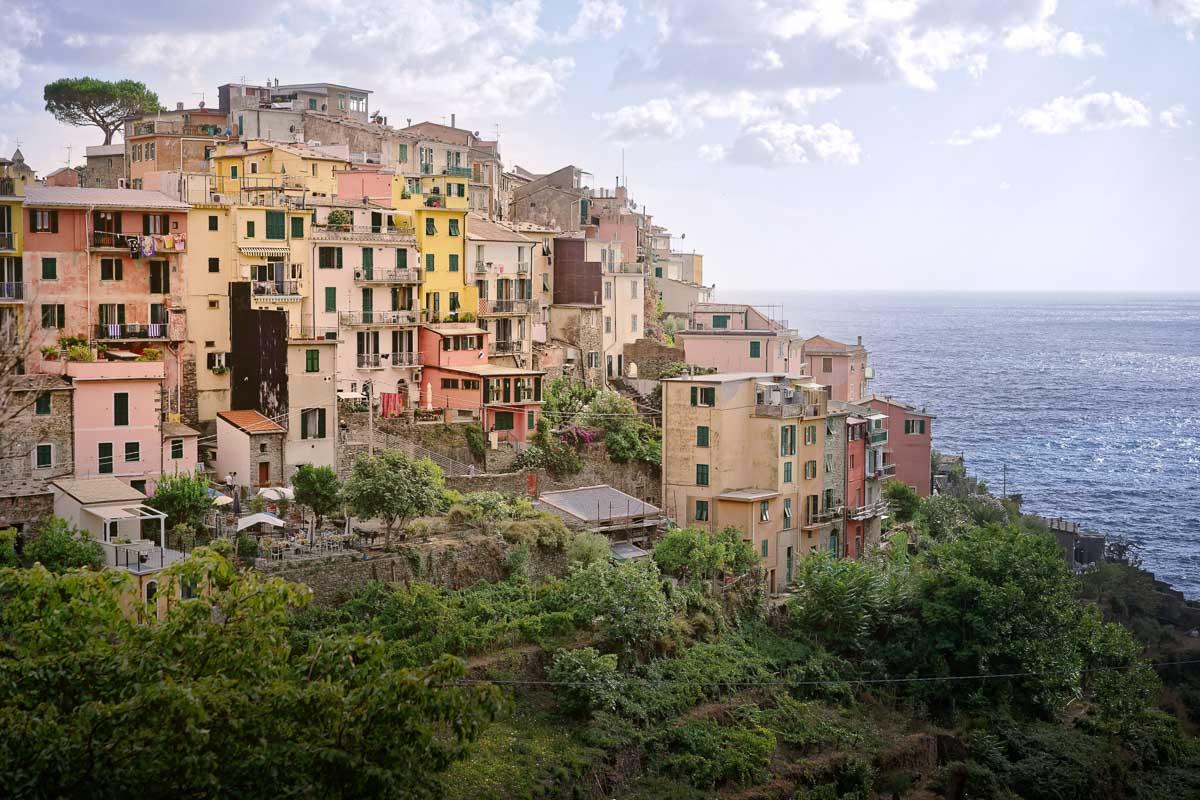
[466,215,536,367]
[661,373,833,594]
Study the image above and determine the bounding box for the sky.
[1,0,1198,292]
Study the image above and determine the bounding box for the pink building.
[803,335,870,402]
[23,187,190,414]
[417,323,544,444]
[677,303,805,374]
[336,167,394,206]
[160,421,200,479]
[867,395,933,497]
[62,360,166,495]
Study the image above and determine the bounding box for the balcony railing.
[755,402,821,418]
[311,224,416,242]
[423,194,461,209]
[339,310,418,326]
[488,340,521,355]
[420,163,434,175]
[252,280,301,297]
[289,325,339,341]
[357,353,384,369]
[803,508,841,528]
[517,261,530,274]
[444,166,473,178]
[479,298,534,315]
[389,352,422,367]
[90,231,133,249]
[354,268,421,284]
[95,323,170,340]
[0,232,14,251]
[0,282,23,300]
[850,500,889,520]
[475,261,488,274]
[868,429,888,445]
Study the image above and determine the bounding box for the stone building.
[544,303,604,388]
[82,145,126,189]
[0,375,74,534]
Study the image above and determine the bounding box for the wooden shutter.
[317,409,327,439]
[300,411,309,440]
[50,210,58,233]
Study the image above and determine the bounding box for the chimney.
[406,117,412,127]
[451,113,456,128]
[198,100,205,109]
[857,335,862,345]
[176,102,184,111]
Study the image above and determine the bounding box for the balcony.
[0,282,23,301]
[252,280,301,297]
[95,323,170,341]
[802,508,841,529]
[339,310,418,326]
[90,231,133,250]
[868,429,888,446]
[755,402,821,419]
[517,261,530,274]
[289,325,339,341]
[478,298,535,315]
[357,353,384,369]
[311,224,416,243]
[354,268,421,284]
[850,500,889,521]
[420,163,434,175]
[488,340,521,356]
[444,166,473,178]
[475,261,488,274]
[389,351,422,367]
[0,231,14,251]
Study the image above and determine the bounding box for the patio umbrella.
[232,490,241,516]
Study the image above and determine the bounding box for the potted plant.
[40,345,58,360]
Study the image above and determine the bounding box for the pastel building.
[551,234,641,381]
[392,171,474,323]
[835,402,891,558]
[467,215,536,365]
[1,151,30,347]
[417,323,544,444]
[661,372,833,594]
[868,395,934,497]
[677,304,805,376]
[124,105,231,189]
[803,335,871,402]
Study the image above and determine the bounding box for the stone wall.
[0,491,53,534]
[622,337,685,379]
[179,358,199,426]
[0,388,73,484]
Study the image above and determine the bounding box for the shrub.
[462,426,486,461]
[883,480,920,523]
[136,347,162,361]
[500,515,571,549]
[566,532,611,567]
[235,533,259,558]
[917,495,970,540]
[66,345,94,362]
[548,647,622,717]
[0,528,17,568]
[652,719,775,788]
[604,426,642,463]
[326,208,352,228]
[582,391,639,434]
[653,526,758,581]
[786,551,891,656]
[568,560,675,657]
[24,517,104,573]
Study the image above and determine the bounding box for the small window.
[208,215,219,231]
[208,299,219,309]
[324,287,336,312]
[98,442,113,474]
[760,501,770,522]
[41,304,65,329]
[300,408,327,439]
[266,211,285,240]
[822,357,833,373]
[712,314,729,329]
[100,258,123,281]
[318,247,343,269]
[784,462,793,483]
[230,165,238,179]
[449,254,459,272]
[305,349,320,373]
[171,438,184,460]
[448,219,460,236]
[783,499,793,529]
[426,253,435,272]
[113,393,129,426]
[689,386,716,407]
[696,464,709,486]
[246,220,255,238]
[695,500,709,522]
[750,341,761,358]
[208,257,220,273]
[425,218,436,236]
[760,539,768,558]
[145,580,157,603]
[493,411,515,431]
[124,441,140,462]
[696,426,709,447]
[291,216,305,238]
[34,393,51,415]
[35,443,53,469]
[41,257,57,279]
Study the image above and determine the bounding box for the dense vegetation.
[1,485,1197,797]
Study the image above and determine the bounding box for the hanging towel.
[148,323,163,338]
[106,323,121,338]
[173,233,185,250]
[379,392,402,418]
[158,235,174,251]
[141,236,155,258]
[128,237,142,259]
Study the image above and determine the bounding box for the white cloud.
[1019,91,1152,134]
[723,121,862,167]
[556,0,626,44]
[1004,24,1104,57]
[596,98,690,141]
[999,181,1013,190]
[1132,0,1200,38]
[0,2,42,91]
[697,144,727,162]
[597,87,842,140]
[946,124,1003,146]
[1159,103,1191,128]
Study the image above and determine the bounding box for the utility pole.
[364,380,374,456]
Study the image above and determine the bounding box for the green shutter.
[317,409,326,438]
[324,287,336,312]
[98,443,113,474]
[36,444,52,469]
[35,393,51,415]
[266,211,285,240]
[171,439,183,459]
[301,412,309,440]
[696,426,709,446]
[690,387,698,406]
[291,216,304,238]
[246,220,254,238]
[336,248,343,269]
[397,248,407,268]
[449,254,459,272]
[306,349,319,372]
[426,253,435,272]
[113,393,129,426]
[362,247,373,271]
[750,341,761,358]
[41,258,56,279]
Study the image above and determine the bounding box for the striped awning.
[238,246,291,258]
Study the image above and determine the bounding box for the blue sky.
[2,0,1198,291]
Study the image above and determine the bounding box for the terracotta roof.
[218,410,286,434]
[162,421,200,438]
[803,335,863,354]
[24,186,189,210]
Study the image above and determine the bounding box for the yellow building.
[392,173,473,321]
[211,139,347,199]
[661,372,833,594]
[1,151,31,338]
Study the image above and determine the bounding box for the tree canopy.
[342,450,445,548]
[22,517,103,573]
[43,77,161,145]
[292,464,342,526]
[147,472,213,532]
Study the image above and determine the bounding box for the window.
[712,314,729,329]
[750,341,761,358]
[804,425,816,445]
[208,215,219,231]
[441,378,460,390]
[449,291,460,312]
[631,314,638,332]
[361,247,374,273]
[171,438,184,460]
[905,419,927,435]
[100,258,123,281]
[35,392,51,415]
[145,580,157,603]
[324,287,336,312]
[35,443,53,469]
[208,300,219,309]
[760,539,768,558]
[822,357,833,373]
[604,317,612,333]
[398,143,408,162]
[113,393,129,426]
[690,386,716,407]
[527,409,536,430]
[309,97,318,110]
[425,218,436,236]
[124,441,140,463]
[98,442,113,474]
[245,220,255,238]
[143,214,168,235]
[149,261,169,293]
[250,162,258,175]
[311,163,318,177]
[781,425,796,456]
[305,349,320,372]
[230,165,238,179]
[493,411,515,431]
[695,500,709,522]
[784,462,793,483]
[449,254,459,272]
[426,253,435,272]
[804,460,817,480]
[300,408,327,439]
[696,464,709,486]
[31,209,58,233]
[208,257,220,273]
[631,281,639,298]
[448,219,460,236]
[587,351,599,368]
[41,257,57,279]
[318,247,343,269]
[604,282,612,300]
[760,501,770,522]
[696,426,709,447]
[265,211,285,240]
[783,499,793,529]
[826,418,835,435]
[41,304,65,329]
[396,248,407,269]
[824,454,833,474]
[291,216,304,238]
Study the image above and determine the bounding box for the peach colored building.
[417,323,544,444]
[868,395,934,497]
[835,402,891,557]
[160,421,201,479]
[61,360,165,495]
[803,335,871,402]
[677,304,805,375]
[661,372,834,594]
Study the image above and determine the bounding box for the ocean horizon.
[716,289,1200,598]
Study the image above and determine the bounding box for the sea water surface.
[720,291,1200,597]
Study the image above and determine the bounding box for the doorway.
[258,461,270,486]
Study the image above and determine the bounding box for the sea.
[720,291,1200,598]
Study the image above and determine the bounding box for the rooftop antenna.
[64,145,73,167]
[493,122,501,143]
[620,147,625,187]
[193,91,206,106]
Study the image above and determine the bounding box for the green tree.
[787,551,892,656]
[23,517,103,573]
[43,77,161,145]
[541,376,597,426]
[0,549,501,797]
[567,560,675,658]
[583,391,640,434]
[147,472,213,532]
[653,526,757,581]
[0,528,17,568]
[342,450,445,549]
[566,532,611,567]
[883,479,921,523]
[292,464,341,527]
[548,647,622,717]
[916,495,970,540]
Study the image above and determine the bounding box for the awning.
[236,512,286,532]
[238,246,291,258]
[257,486,295,501]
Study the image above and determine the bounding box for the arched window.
[145,580,157,603]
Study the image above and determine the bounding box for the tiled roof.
[867,395,935,418]
[803,335,863,354]
[24,186,189,210]
[51,477,147,505]
[465,215,533,243]
[538,485,660,522]
[162,421,200,438]
[426,322,487,334]
[217,410,286,434]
